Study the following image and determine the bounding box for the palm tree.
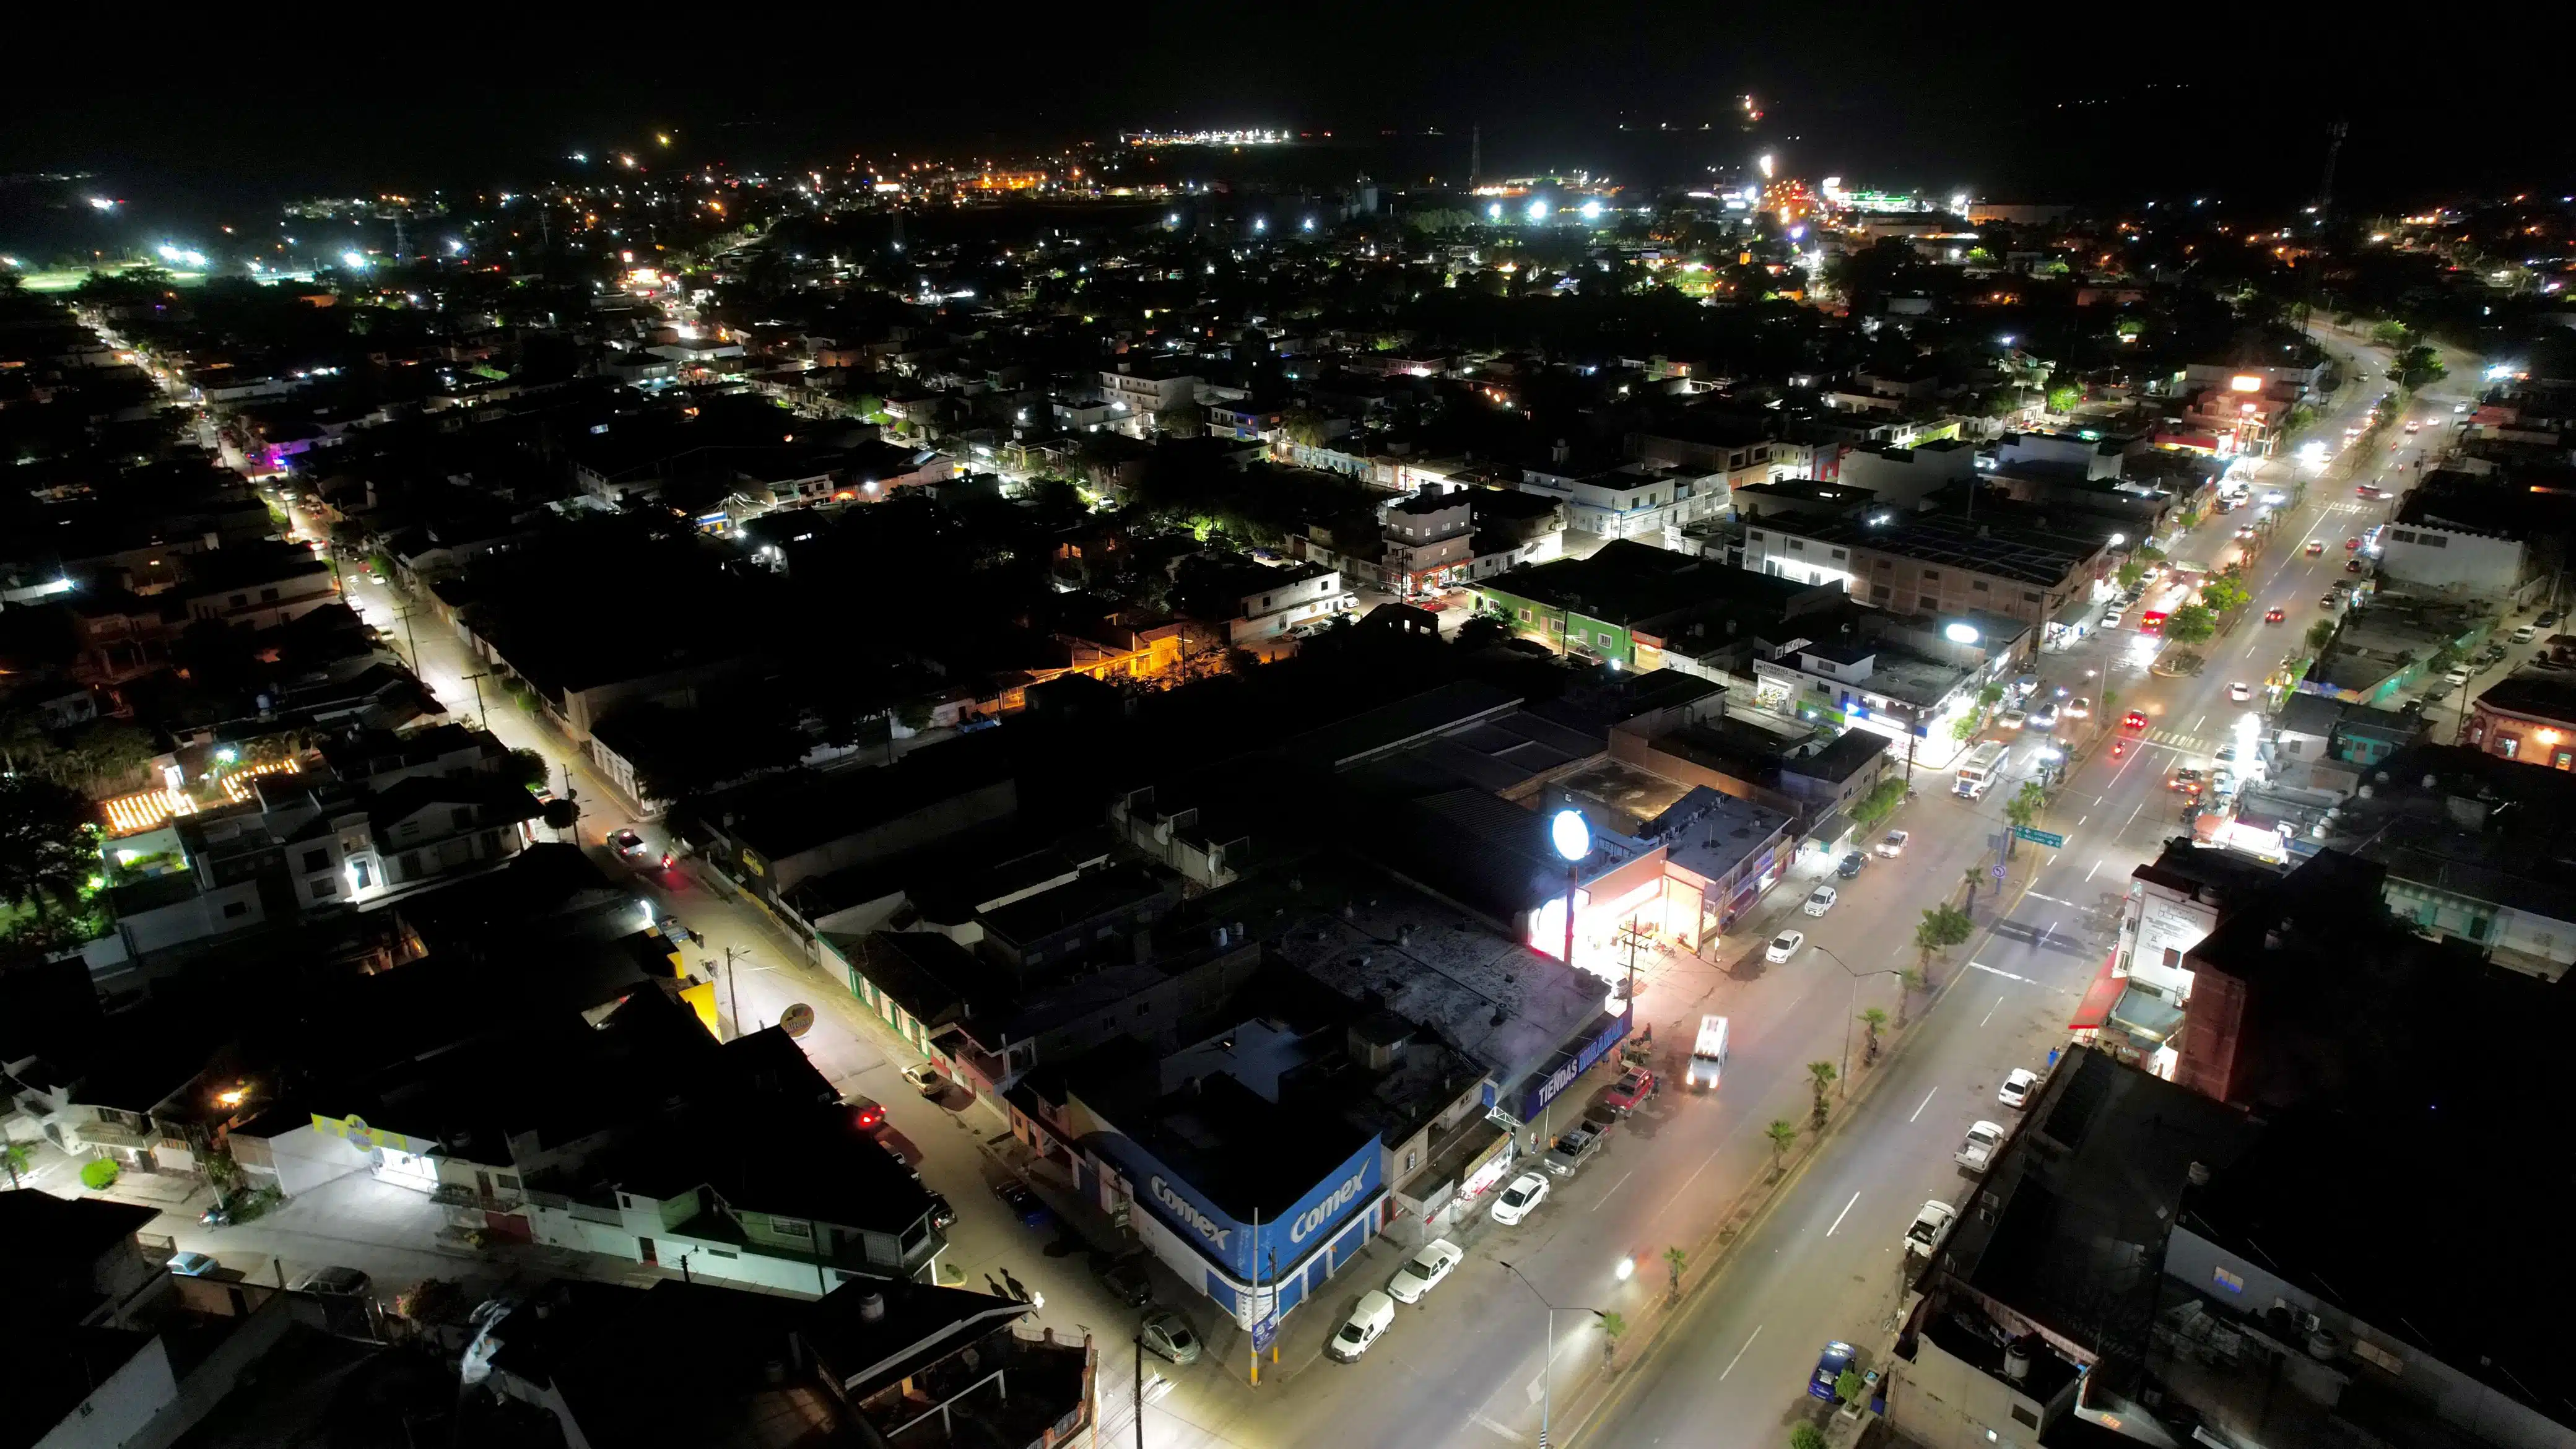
[1896,966,1926,1027]
[1806,1061,1838,1128]
[1858,1007,1889,1064]
[1663,1245,1689,1300]
[1600,1310,1627,1368]
[1765,1118,1798,1175]
[2,1140,32,1189]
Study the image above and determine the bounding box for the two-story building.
[1736,510,2112,648]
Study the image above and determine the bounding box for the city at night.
[5,12,2575,1449]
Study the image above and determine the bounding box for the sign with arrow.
[2011,825,2067,848]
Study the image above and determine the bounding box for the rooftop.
[1752,510,2107,587]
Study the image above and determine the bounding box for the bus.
[1954,740,2011,798]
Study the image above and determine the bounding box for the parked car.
[289,1266,372,1297]
[2346,537,2363,551]
[1956,1120,2006,1173]
[2540,611,2562,628]
[1602,1066,1656,1112]
[992,1177,1052,1229]
[2346,558,2365,574]
[902,1064,946,1099]
[1837,851,1867,879]
[1139,1310,1202,1365]
[168,1251,219,1277]
[2169,768,2206,796]
[1998,1067,2041,1109]
[2514,624,2540,643]
[1876,830,1910,858]
[2321,593,2340,609]
[923,1191,956,1231]
[1386,1239,1464,1305]
[1489,1172,1551,1225]
[1809,1341,1859,1401]
[1765,929,1806,964]
[1328,1291,1398,1362]
[1097,1253,1154,1307]
[1803,886,1838,917]
[2442,668,2471,690]
[1905,1199,1959,1258]
[1543,1122,1608,1177]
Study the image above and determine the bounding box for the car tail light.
[852,1103,884,1130]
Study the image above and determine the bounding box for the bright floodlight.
[341,250,370,269]
[1549,809,1591,863]
[1944,622,1980,645]
[1526,199,1550,223]
[1580,199,1604,221]
[1758,153,1775,180]
[1487,201,1505,222]
[2108,533,2126,547]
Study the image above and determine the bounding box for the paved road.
[1573,328,2478,1447]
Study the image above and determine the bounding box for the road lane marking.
[2086,858,2104,882]
[1470,1414,1530,1443]
[1910,1087,1938,1122]
[2027,893,2075,907]
[2126,801,2144,824]
[2192,714,2206,731]
[1980,994,2005,1028]
[2076,815,2087,826]
[1718,1325,1764,1382]
[1970,960,2040,984]
[1592,1170,1634,1210]
[1826,1191,1861,1237]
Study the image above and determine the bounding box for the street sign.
[2012,826,2067,849]
[1991,864,2008,881]
[1252,1315,1279,1353]
[778,1003,816,1038]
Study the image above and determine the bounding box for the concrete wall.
[35,1333,175,1449]
[1888,1331,2063,1449]
[2378,524,2523,599]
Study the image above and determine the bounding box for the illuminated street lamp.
[1499,1259,1607,1449]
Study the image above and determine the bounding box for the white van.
[1328,1290,1397,1362]
[1686,1014,1731,1089]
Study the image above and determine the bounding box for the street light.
[1499,1260,1606,1449]
[1812,944,1904,1089]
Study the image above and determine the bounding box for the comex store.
[1080,1105,1388,1334]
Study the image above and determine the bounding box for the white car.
[2228,682,2251,703]
[1386,1239,1464,1305]
[1765,930,1806,964]
[1876,830,1910,858]
[1956,1120,2006,1173]
[1998,1067,2040,1109]
[2028,703,2060,731]
[1803,886,1838,917]
[2064,697,2092,720]
[1905,1198,1959,1259]
[1490,1172,1551,1225]
[1327,1290,1397,1362]
[1997,708,2028,731]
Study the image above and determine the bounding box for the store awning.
[2069,958,2124,1032]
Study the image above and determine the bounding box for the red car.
[2346,537,2362,551]
[2305,541,2325,557]
[1603,1066,1656,1112]
[2265,607,2286,623]
[2122,710,2150,731]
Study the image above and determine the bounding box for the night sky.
[7,7,2567,216]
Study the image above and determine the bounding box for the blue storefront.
[1091,1130,1387,1331]
[1513,1007,1634,1123]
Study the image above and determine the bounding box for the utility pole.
[1134,1336,1146,1449]
[1469,124,1481,190]
[723,945,746,1039]
[461,671,490,727]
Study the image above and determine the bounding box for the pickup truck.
[1956,1120,2006,1174]
[1542,1122,1609,1177]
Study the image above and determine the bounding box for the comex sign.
[1151,1177,1232,1251]
[1290,1170,1368,1245]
